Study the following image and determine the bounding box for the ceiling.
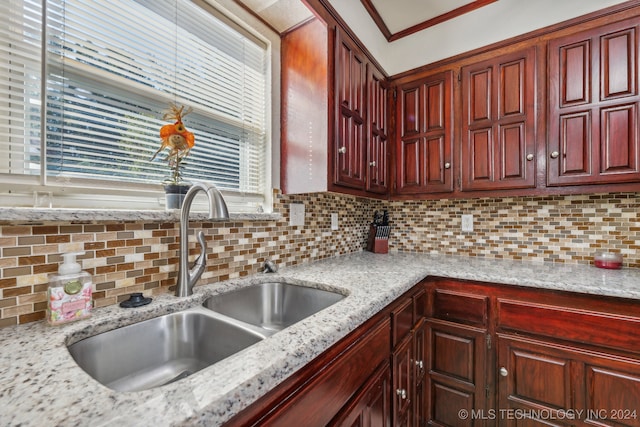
[361,0,497,41]
[237,0,314,33]
[237,0,497,38]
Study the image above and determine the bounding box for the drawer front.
[432,289,488,327]
[498,299,640,353]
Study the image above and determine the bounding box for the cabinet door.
[548,19,640,186]
[393,335,413,426]
[461,47,537,191]
[331,362,391,427]
[425,319,488,427]
[335,27,367,189]
[413,318,427,427]
[497,335,574,427]
[396,71,454,194]
[498,334,640,427]
[367,64,389,194]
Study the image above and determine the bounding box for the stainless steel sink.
[67,308,265,392]
[203,282,345,332]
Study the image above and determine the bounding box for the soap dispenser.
[47,252,93,325]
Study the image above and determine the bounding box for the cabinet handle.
[338,146,347,154]
[444,162,451,169]
[369,161,376,167]
[550,151,560,159]
[526,154,534,161]
[396,388,407,399]
[415,360,424,369]
[500,367,508,377]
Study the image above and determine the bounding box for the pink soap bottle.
[46,252,93,325]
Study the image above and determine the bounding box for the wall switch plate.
[461,214,474,232]
[289,203,305,227]
[331,213,339,230]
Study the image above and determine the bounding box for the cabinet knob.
[415,360,424,369]
[550,151,560,159]
[526,154,534,161]
[396,388,407,399]
[369,161,376,167]
[338,146,347,154]
[444,162,451,169]
[500,367,508,377]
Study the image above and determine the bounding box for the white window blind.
[0,0,269,211]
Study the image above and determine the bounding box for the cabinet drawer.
[498,299,640,353]
[433,289,488,327]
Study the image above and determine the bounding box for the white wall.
[327,0,629,76]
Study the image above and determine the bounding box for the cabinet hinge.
[486,386,490,398]
[486,334,492,350]
[393,88,397,100]
[457,72,461,82]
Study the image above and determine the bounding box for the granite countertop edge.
[1,251,639,427]
[0,207,281,224]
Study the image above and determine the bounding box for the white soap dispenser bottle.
[46,252,93,325]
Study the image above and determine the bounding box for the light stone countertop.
[0,207,280,224]
[1,251,640,427]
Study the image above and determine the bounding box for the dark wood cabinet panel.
[332,27,389,196]
[367,65,389,194]
[425,319,488,427]
[393,335,413,426]
[331,362,391,427]
[498,334,640,427]
[461,47,537,191]
[426,276,640,427]
[280,18,329,194]
[497,336,574,417]
[396,71,454,195]
[548,19,640,186]
[335,27,367,189]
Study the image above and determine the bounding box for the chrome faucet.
[175,182,229,297]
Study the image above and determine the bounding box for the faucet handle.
[194,231,207,266]
[263,259,278,273]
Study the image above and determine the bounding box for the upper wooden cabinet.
[396,71,454,195]
[366,65,389,194]
[461,47,537,191]
[280,19,388,198]
[335,27,367,189]
[548,18,640,186]
[333,28,389,194]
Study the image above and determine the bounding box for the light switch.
[331,213,339,230]
[289,203,305,227]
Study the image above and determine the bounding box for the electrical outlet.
[331,213,339,230]
[289,203,305,227]
[461,214,474,232]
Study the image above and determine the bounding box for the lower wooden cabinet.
[331,361,391,427]
[425,319,488,427]
[425,277,640,427]
[498,334,640,427]
[227,276,640,427]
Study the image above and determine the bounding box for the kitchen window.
[1,0,271,212]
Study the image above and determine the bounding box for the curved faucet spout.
[175,182,229,297]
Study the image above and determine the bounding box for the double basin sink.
[67,282,345,392]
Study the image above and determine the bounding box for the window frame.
[0,0,277,214]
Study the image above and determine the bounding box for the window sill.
[0,207,281,225]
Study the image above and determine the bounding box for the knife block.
[367,225,390,254]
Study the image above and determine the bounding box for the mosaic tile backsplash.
[0,191,638,327]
